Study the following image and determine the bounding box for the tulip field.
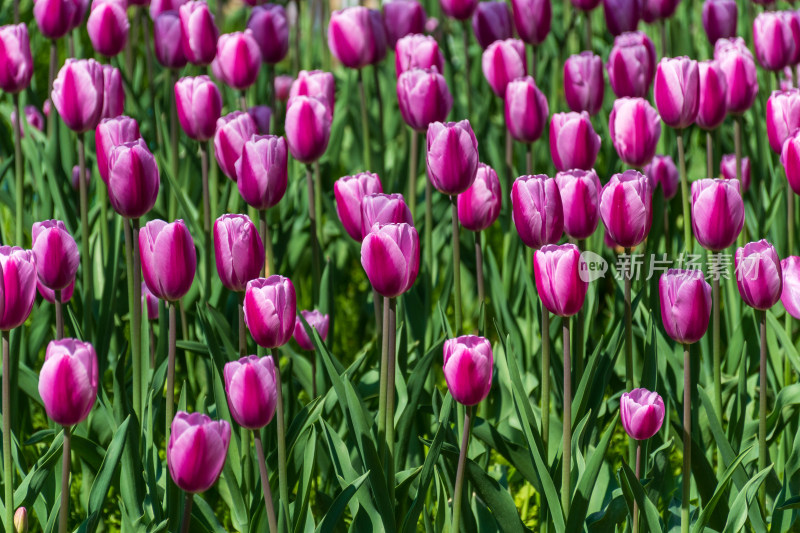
[7,0,800,531]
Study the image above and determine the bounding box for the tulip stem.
[706,131,713,179]
[583,11,591,49]
[788,183,795,257]
[541,304,551,459]
[712,251,722,427]
[452,404,473,533]
[306,165,321,304]
[659,19,667,58]
[12,95,23,247]
[425,177,433,271]
[575,240,586,384]
[408,129,419,218]
[47,40,57,137]
[200,141,210,231]
[676,132,692,254]
[140,11,160,149]
[271,348,290,527]
[378,295,388,461]
[2,330,12,533]
[55,291,64,340]
[357,70,372,171]
[633,440,641,533]
[451,197,462,334]
[385,297,397,503]
[759,310,767,510]
[562,318,571,516]
[372,65,384,162]
[475,232,485,328]
[240,91,248,113]
[180,493,193,533]
[682,343,691,533]
[260,210,275,277]
[59,426,71,533]
[505,128,513,194]
[461,20,472,118]
[132,218,143,419]
[169,71,180,220]
[734,116,745,245]
[624,246,635,466]
[526,143,533,175]
[78,132,94,336]
[314,161,323,246]
[238,293,247,359]
[166,301,176,447]
[254,432,278,533]
[266,64,275,133]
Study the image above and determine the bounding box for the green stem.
[180,493,193,533]
[238,293,246,358]
[452,404,473,533]
[55,291,64,340]
[660,19,667,58]
[140,10,160,149]
[123,220,135,411]
[378,295,388,460]
[59,426,71,533]
[166,301,176,445]
[562,318,572,516]
[734,117,746,246]
[3,330,12,533]
[78,133,93,337]
[254,432,278,533]
[271,348,290,526]
[461,20,472,118]
[526,143,533,175]
[372,64,384,167]
[451,197,462,334]
[260,210,275,277]
[677,132,692,253]
[132,219,142,417]
[682,343,691,533]
[357,70,372,170]
[633,440,641,533]
[759,311,767,510]
[541,304,551,458]
[706,131,713,179]
[712,252,722,425]
[266,64,275,133]
[505,127,513,195]
[575,240,586,383]
[475,232,485,324]
[408,129,418,218]
[47,40,57,138]
[385,297,397,505]
[169,71,179,220]
[425,177,433,270]
[306,165,321,304]
[200,142,211,301]
[584,10,591,49]
[13,94,23,246]
[625,247,635,466]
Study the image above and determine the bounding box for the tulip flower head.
[244,275,297,349]
[38,338,99,426]
[439,0,478,20]
[361,222,420,298]
[781,257,800,320]
[289,70,335,113]
[142,282,159,321]
[236,135,289,210]
[549,111,601,172]
[691,178,744,252]
[397,67,453,132]
[215,31,262,90]
[0,247,37,331]
[248,106,272,135]
[736,240,782,310]
[140,219,196,302]
[654,57,700,130]
[395,34,444,76]
[767,89,800,155]
[13,507,26,533]
[696,60,728,131]
[106,139,160,219]
[443,335,493,405]
[481,39,527,98]
[702,0,737,45]
[534,243,588,317]
[426,120,479,196]
[52,58,105,133]
[555,169,602,240]
[334,172,384,241]
[603,0,641,37]
[34,0,78,39]
[87,0,130,57]
[360,193,414,239]
[214,111,257,181]
[720,153,750,192]
[0,24,33,94]
[32,220,80,291]
[564,51,605,115]
[504,76,549,144]
[293,309,330,351]
[328,7,386,69]
[175,75,222,141]
[168,411,231,493]
[471,1,513,49]
[100,64,124,120]
[607,31,656,99]
[511,0,551,46]
[285,96,332,164]
[154,11,187,69]
[247,4,290,64]
[95,116,141,184]
[753,11,795,72]
[511,174,564,249]
[214,214,265,293]
[224,355,278,429]
[644,155,679,200]
[609,97,661,167]
[457,163,502,232]
[383,0,427,48]
[620,388,665,440]
[179,0,219,65]
[600,170,653,249]
[659,269,712,344]
[714,37,759,114]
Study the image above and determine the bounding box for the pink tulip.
[334,172,384,241]
[457,163,502,232]
[107,139,160,219]
[32,220,79,291]
[247,4,289,64]
[52,59,105,133]
[179,0,219,65]
[235,135,288,210]
[720,153,750,192]
[696,60,728,130]
[564,51,605,115]
[555,169,601,240]
[600,170,653,248]
[397,67,453,132]
[481,39,527,98]
[168,411,230,493]
[293,309,330,351]
[361,222,420,298]
[224,355,277,429]
[426,120,480,196]
[511,174,564,249]
[0,247,36,330]
[603,0,641,36]
[13,507,26,533]
[285,96,331,164]
[654,57,699,130]
[781,129,800,195]
[175,75,222,141]
[511,0,551,46]
[360,193,414,239]
[735,240,782,310]
[216,31,262,90]
[38,339,98,426]
[781,256,800,319]
[534,243,588,316]
[140,219,196,302]
[753,11,794,71]
[442,335,493,406]
[87,0,129,57]
[644,155,679,200]
[783,11,800,66]
[620,388,664,440]
[691,178,744,251]
[154,11,187,69]
[714,37,759,114]
[0,24,33,94]
[289,70,335,113]
[702,0,737,45]
[472,1,513,49]
[766,89,800,154]
[37,280,75,304]
[659,269,712,344]
[214,214,265,293]
[609,97,661,167]
[275,75,294,102]
[244,275,296,349]
[248,106,272,135]
[439,0,478,20]
[95,116,141,184]
[571,0,601,10]
[150,0,187,18]
[504,76,549,144]
[328,7,386,69]
[142,282,159,320]
[395,34,444,76]
[10,106,45,138]
[383,0,427,48]
[641,0,680,22]
[549,111,600,172]
[34,0,78,39]
[607,31,656,99]
[214,111,257,181]
[101,64,124,120]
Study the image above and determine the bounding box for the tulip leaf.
[617,460,663,533]
[84,415,131,532]
[722,465,772,533]
[316,470,370,532]
[692,443,755,533]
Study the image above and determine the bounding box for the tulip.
[620,388,665,440]
[696,60,728,130]
[174,75,222,141]
[244,275,296,348]
[534,243,588,317]
[564,51,605,115]
[34,0,77,39]
[600,170,653,248]
[555,169,601,240]
[659,269,712,344]
[426,17,439,33]
[289,70,335,113]
[549,112,601,172]
[481,39,527,97]
[736,240,782,310]
[216,31,262,90]
[236,135,288,211]
[426,120,479,196]
[395,34,444,76]
[275,75,293,102]
[32,220,80,291]
[360,193,414,238]
[654,57,699,130]
[781,129,800,196]
[293,309,330,351]
[214,214,265,293]
[603,0,640,36]
[443,335,493,405]
[511,174,564,249]
[53,59,106,133]
[150,0,187,18]
[361,222,420,298]
[607,31,656,99]
[13,507,26,533]
[504,76,549,144]
[439,0,478,20]
[328,7,386,69]
[214,111,257,181]
[106,139,160,219]
[397,68,453,132]
[142,282,159,321]
[702,0,737,44]
[168,411,231,493]
[783,11,800,67]
[383,0,427,48]
[248,106,272,135]
[334,172,384,241]
[140,219,196,302]
[644,155,679,200]
[154,11,187,69]
[179,0,219,65]
[766,89,800,155]
[720,153,750,192]
[38,280,75,304]
[0,24,33,94]
[71,166,90,190]
[247,5,289,64]
[38,339,98,426]
[511,0,551,46]
[285,96,331,164]
[471,1,513,49]
[781,257,800,320]
[10,106,45,138]
[100,64,124,120]
[95,116,141,184]
[0,247,36,331]
[714,37,759,114]
[571,0,600,10]
[609,97,661,167]
[753,11,794,72]
[87,0,129,57]
[641,0,680,22]
[457,163,502,232]
[224,355,278,428]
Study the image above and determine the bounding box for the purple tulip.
[248,106,272,135]
[753,11,794,72]
[244,275,296,349]
[720,153,750,192]
[32,220,80,291]
[285,96,331,164]
[504,76,549,144]
[52,59,105,133]
[642,0,680,22]
[659,269,712,344]
[101,64,124,120]
[511,0,550,45]
[620,388,665,440]
[767,89,800,154]
[168,412,230,493]
[781,129,800,195]
[216,31,261,90]
[600,170,653,249]
[140,219,196,302]
[87,0,129,57]
[644,155,679,200]
[481,39,527,97]
[289,70,335,114]
[328,7,386,69]
[702,0,737,44]
[0,247,36,331]
[106,139,160,219]
[235,135,288,211]
[38,279,75,304]
[603,0,641,36]
[361,222,420,298]
[571,0,601,10]
[214,111,257,181]
[179,0,219,66]
[154,11,187,69]
[71,165,90,191]
[0,24,33,94]
[38,339,98,426]
[555,169,601,240]
[360,193,414,239]
[735,239,782,310]
[247,4,289,64]
[607,31,656,99]
[783,11,800,66]
[95,116,141,184]
[534,243,588,317]
[781,256,800,319]
[696,60,728,130]
[334,172,384,241]
[691,178,744,251]
[224,355,277,429]
[175,75,222,141]
[426,120,480,196]
[397,67,453,132]
[511,174,564,249]
[395,34,444,76]
[150,0,187,18]
[442,335,493,406]
[457,163,502,232]
[11,106,45,138]
[142,282,159,320]
[34,0,78,39]
[383,0,427,48]
[564,51,605,115]
[609,97,661,167]
[714,37,759,114]
[654,57,699,129]
[214,214,265,293]
[439,0,478,20]
[293,309,330,351]
[549,111,601,172]
[472,1,513,49]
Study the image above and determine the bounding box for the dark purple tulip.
[34,0,78,40]
[383,0,427,48]
[603,0,641,36]
[571,0,601,10]
[154,11,187,69]
[95,116,141,184]
[235,135,288,210]
[607,31,656,98]
[214,111,257,181]
[87,0,130,57]
[334,172,384,241]
[714,37,759,114]
[564,51,605,116]
[397,67,453,132]
[457,163,502,232]
[471,1,513,49]
[696,60,728,130]
[248,106,272,135]
[549,111,600,172]
[247,4,290,64]
[482,39,527,98]
[702,0,737,44]
[555,169,601,240]
[107,139,160,219]
[360,193,414,239]
[395,34,444,76]
[150,0,187,18]
[101,64,124,120]
[426,120,480,196]
[510,174,564,249]
[512,0,551,46]
[505,76,548,144]
[439,0,478,20]
[0,24,33,94]
[641,0,680,23]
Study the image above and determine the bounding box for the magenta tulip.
[168,411,231,493]
[696,60,728,130]
[443,335,493,406]
[753,11,794,71]
[293,309,330,351]
[244,275,296,349]
[38,339,98,426]
[534,243,588,317]
[285,96,331,164]
[767,89,800,155]
[214,111,257,181]
[654,57,699,129]
[38,280,75,305]
[361,222,420,298]
[334,172,384,241]
[0,24,32,94]
[644,155,679,200]
[549,112,601,172]
[397,67,453,132]
[106,139,160,219]
[781,257,800,319]
[235,135,288,210]
[52,59,105,133]
[702,0,737,44]
[481,39,527,98]
[217,32,261,91]
[471,1,513,49]
[214,214,265,293]
[691,178,744,251]
[510,174,564,249]
[142,282,159,321]
[360,193,414,238]
[71,165,90,191]
[439,0,478,20]
[87,0,129,57]
[34,0,78,39]
[620,388,665,440]
[571,0,601,10]
[179,0,219,65]
[247,4,289,64]
[383,0,427,48]
[555,169,601,240]
[289,70,335,113]
[720,153,750,192]
[175,75,222,141]
[224,355,277,429]
[784,11,800,67]
[641,0,680,22]
[504,76,549,144]
[150,0,187,17]
[95,116,141,184]
[564,51,605,115]
[736,240,782,310]
[603,0,640,36]
[395,34,444,76]
[10,106,44,138]
[100,64,124,120]
[659,269,712,344]
[32,220,79,291]
[781,129,800,195]
[140,219,196,302]
[275,75,293,102]
[248,106,272,135]
[714,37,759,114]
[609,97,661,167]
[426,120,480,196]
[154,11,187,69]
[511,0,551,45]
[0,247,36,331]
[457,163,502,232]
[600,170,653,248]
[607,31,656,99]
[328,7,386,69]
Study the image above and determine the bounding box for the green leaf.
[315,471,370,532]
[722,465,772,533]
[618,460,662,533]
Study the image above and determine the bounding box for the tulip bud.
[32,220,80,291]
[244,275,297,348]
[101,64,124,120]
[720,153,750,192]
[736,239,782,310]
[549,111,600,172]
[289,70,335,113]
[0,247,37,331]
[224,355,277,429]
[236,135,288,210]
[504,76,548,144]
[328,7,386,69]
[13,507,27,533]
[397,68,453,132]
[275,75,293,102]
[168,411,231,493]
[511,174,564,249]
[767,89,800,154]
[383,0,427,48]
[426,120,480,196]
[95,116,141,184]
[696,60,728,130]
[140,219,196,302]
[457,163,502,232]
[659,269,712,344]
[555,169,601,240]
[334,172,384,241]
[285,96,331,164]
[248,106,272,135]
[753,11,794,72]
[607,31,656,99]
[609,97,661,167]
[293,309,330,351]
[534,243,588,317]
[150,0,187,18]
[644,155,679,200]
[71,165,90,191]
[53,59,105,133]
[395,34,444,76]
[34,0,77,40]
[600,170,653,248]
[511,0,551,45]
[714,38,759,114]
[564,51,605,115]
[603,0,641,36]
[216,31,262,90]
[88,0,129,57]
[443,335,493,406]
[38,280,75,304]
[481,39,527,97]
[38,338,98,426]
[175,75,222,141]
[691,178,744,251]
[0,24,33,94]
[782,256,800,319]
[248,4,289,64]
[142,282,159,320]
[154,11,187,69]
[654,57,700,130]
[702,0,737,45]
[439,0,478,20]
[620,388,665,440]
[179,0,219,65]
[641,0,680,23]
[361,222,420,298]
[107,139,160,218]
[214,112,257,181]
[781,129,800,196]
[214,214,265,293]
[472,1,513,49]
